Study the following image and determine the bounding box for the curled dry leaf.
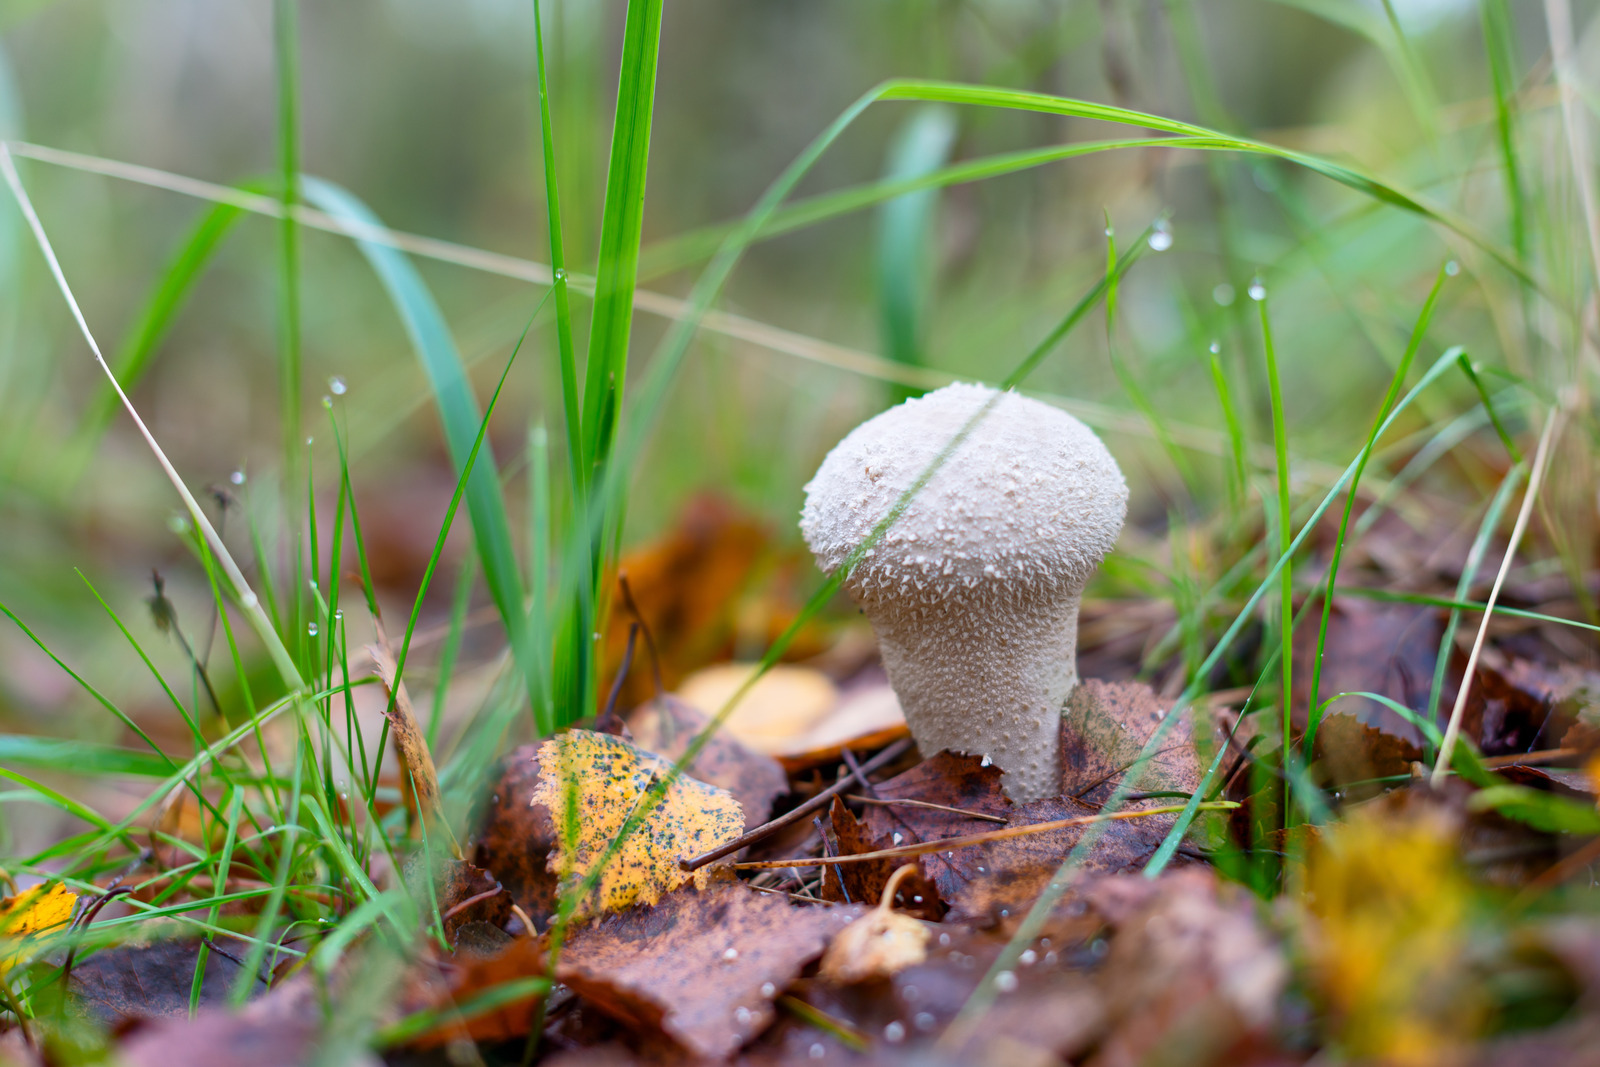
[623,694,787,830]
[532,730,745,918]
[396,933,548,1049]
[557,881,863,1060]
[1091,868,1287,1067]
[818,865,929,984]
[675,664,910,768]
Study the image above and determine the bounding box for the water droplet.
[735,1007,752,1026]
[722,947,738,961]
[760,982,776,998]
[1020,949,1037,965]
[884,1022,906,1043]
[328,375,347,395]
[915,1012,937,1031]
[979,755,992,768]
[229,470,246,486]
[809,1043,825,1060]
[1212,282,1235,306]
[1208,340,1220,354]
[240,591,258,609]
[321,395,332,409]
[168,515,190,534]
[892,832,904,845]
[333,609,344,621]
[994,970,1018,993]
[1445,260,1460,276]
[305,436,314,447]
[1248,278,1267,301]
[1103,226,1114,237]
[553,268,566,281]
[938,933,950,947]
[308,623,319,636]
[1147,223,1173,251]
[309,579,319,591]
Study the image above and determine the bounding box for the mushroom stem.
[872,592,1079,804]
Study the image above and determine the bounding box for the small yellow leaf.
[533,730,745,919]
[0,883,77,973]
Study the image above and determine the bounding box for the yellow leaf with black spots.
[0,882,77,973]
[533,730,744,919]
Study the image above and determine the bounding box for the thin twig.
[732,802,1238,869]
[1432,406,1563,783]
[618,574,667,705]
[850,795,1006,823]
[440,886,507,924]
[596,623,638,733]
[678,738,914,872]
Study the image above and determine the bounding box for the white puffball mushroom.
[800,382,1127,804]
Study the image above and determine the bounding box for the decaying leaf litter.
[4,0,1600,1063]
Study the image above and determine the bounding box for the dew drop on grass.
[1147,223,1173,251]
[328,375,347,395]
[554,268,566,281]
[1445,260,1460,276]
[308,622,319,636]
[240,592,258,609]
[321,395,332,409]
[1248,278,1267,301]
[333,609,343,621]
[1103,226,1113,237]
[1212,282,1235,306]
[229,470,246,485]
[305,436,314,447]
[1209,341,1220,354]
[168,514,190,534]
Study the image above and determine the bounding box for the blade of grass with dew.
[299,176,533,713]
[1258,293,1294,816]
[1301,270,1452,756]
[876,104,956,403]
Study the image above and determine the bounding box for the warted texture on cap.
[801,382,1128,803]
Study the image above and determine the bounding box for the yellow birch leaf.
[0,883,77,973]
[533,730,744,919]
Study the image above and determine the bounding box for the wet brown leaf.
[113,974,333,1067]
[397,933,547,1049]
[624,694,788,830]
[532,730,746,918]
[855,680,1201,927]
[557,880,863,1060]
[1314,712,1422,795]
[1091,868,1287,1067]
[430,859,513,944]
[474,743,560,931]
[69,938,269,1027]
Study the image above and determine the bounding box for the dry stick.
[679,738,915,872]
[1432,406,1564,784]
[851,795,1007,823]
[731,802,1237,869]
[0,145,304,696]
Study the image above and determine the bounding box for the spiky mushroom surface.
[801,382,1127,803]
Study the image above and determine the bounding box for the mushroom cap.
[801,382,1127,605]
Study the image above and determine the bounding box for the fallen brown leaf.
[557,880,863,1060]
[113,974,337,1067]
[396,932,547,1049]
[1091,868,1287,1067]
[68,938,269,1027]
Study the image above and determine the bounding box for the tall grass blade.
[876,105,956,402]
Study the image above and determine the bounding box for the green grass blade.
[876,104,956,402]
[1259,292,1294,797]
[580,0,664,479]
[1301,270,1452,756]
[299,177,531,697]
[0,736,172,777]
